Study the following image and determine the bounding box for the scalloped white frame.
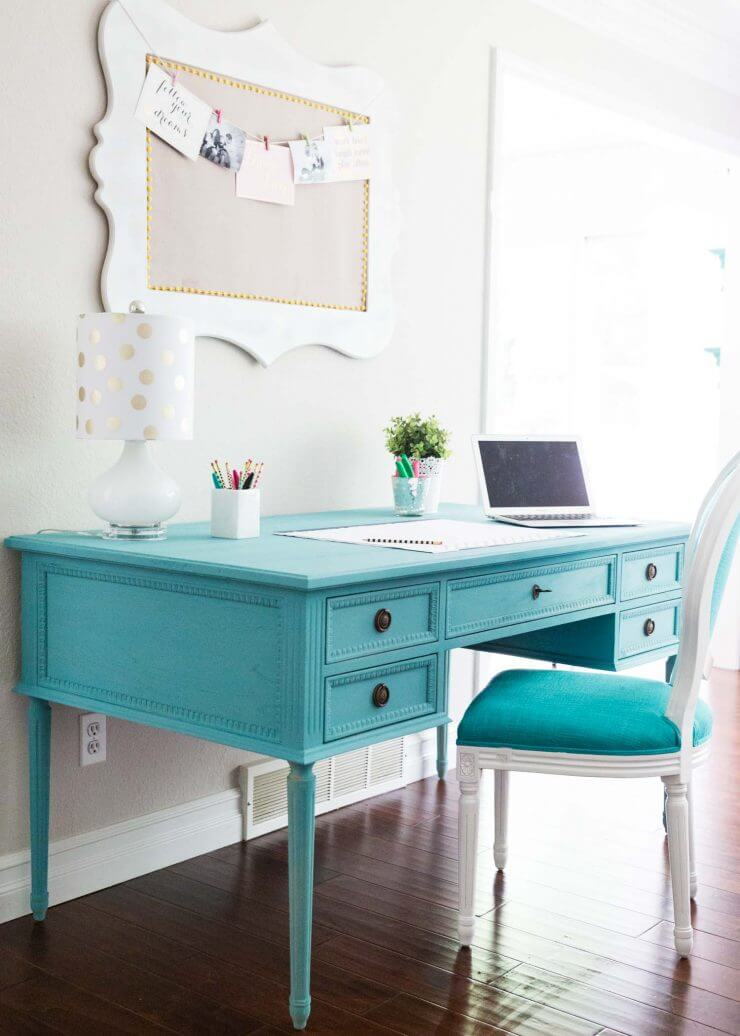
[92,0,397,366]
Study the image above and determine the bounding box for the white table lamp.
[76,304,195,540]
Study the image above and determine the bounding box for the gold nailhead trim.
[145,56,369,312]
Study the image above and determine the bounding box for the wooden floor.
[1,670,739,1035]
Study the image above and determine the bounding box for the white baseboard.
[0,788,242,924]
[0,734,440,924]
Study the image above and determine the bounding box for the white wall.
[2,0,740,858]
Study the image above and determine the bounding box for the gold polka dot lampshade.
[76,313,194,441]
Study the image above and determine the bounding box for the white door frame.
[474,46,740,690]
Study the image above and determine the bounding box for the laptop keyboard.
[507,513,591,521]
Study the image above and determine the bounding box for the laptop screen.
[478,439,590,509]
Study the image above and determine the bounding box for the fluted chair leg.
[663,776,693,957]
[458,762,480,946]
[688,781,697,899]
[494,769,509,871]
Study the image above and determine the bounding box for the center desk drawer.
[326,583,440,663]
[446,556,616,638]
[324,655,438,742]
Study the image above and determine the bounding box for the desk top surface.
[6,505,689,591]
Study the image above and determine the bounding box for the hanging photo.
[200,114,246,171]
[288,138,334,184]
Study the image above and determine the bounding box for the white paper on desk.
[278,519,585,553]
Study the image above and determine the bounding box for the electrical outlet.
[80,712,106,766]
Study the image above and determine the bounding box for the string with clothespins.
[117,3,365,156]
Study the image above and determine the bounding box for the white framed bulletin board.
[92,0,397,365]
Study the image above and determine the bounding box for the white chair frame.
[457,452,740,958]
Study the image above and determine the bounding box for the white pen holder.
[211,488,260,539]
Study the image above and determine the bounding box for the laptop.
[472,435,639,528]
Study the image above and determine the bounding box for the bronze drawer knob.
[372,683,390,708]
[532,584,552,601]
[646,562,658,581]
[644,618,656,636]
[374,608,392,633]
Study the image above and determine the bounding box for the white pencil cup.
[211,489,260,539]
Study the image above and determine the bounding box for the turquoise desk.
[7,505,689,1030]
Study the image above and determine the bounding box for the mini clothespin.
[346,117,354,133]
[263,135,270,150]
[301,133,310,146]
[214,108,222,123]
[168,67,178,84]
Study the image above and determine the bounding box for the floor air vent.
[240,737,406,840]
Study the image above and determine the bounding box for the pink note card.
[235,141,295,205]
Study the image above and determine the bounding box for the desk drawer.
[621,545,683,602]
[619,600,680,659]
[446,556,616,639]
[324,655,438,742]
[326,583,439,663]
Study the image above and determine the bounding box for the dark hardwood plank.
[127,859,521,984]
[314,875,740,1033]
[365,992,512,1034]
[86,883,396,1018]
[486,901,740,1000]
[491,962,727,1036]
[315,932,601,1035]
[0,973,172,1034]
[0,668,737,1036]
[0,916,264,1034]
[173,952,403,1034]
[639,919,740,969]
[126,865,336,948]
[0,1003,57,1034]
[0,949,37,992]
[167,846,338,920]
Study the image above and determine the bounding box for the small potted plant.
[384,412,451,514]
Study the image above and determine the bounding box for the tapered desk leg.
[287,762,316,1030]
[436,723,448,779]
[28,698,51,921]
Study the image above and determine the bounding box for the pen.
[211,471,220,488]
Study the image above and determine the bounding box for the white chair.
[456,453,740,957]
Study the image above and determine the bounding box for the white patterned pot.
[418,457,445,514]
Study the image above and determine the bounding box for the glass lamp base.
[103,522,167,541]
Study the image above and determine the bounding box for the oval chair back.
[665,451,740,779]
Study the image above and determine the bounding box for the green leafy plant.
[384,412,451,459]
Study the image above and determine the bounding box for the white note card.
[135,64,212,160]
[323,124,371,181]
[279,520,584,553]
[236,140,296,205]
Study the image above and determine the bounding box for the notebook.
[278,519,584,553]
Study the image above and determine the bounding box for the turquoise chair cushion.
[457,669,712,756]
